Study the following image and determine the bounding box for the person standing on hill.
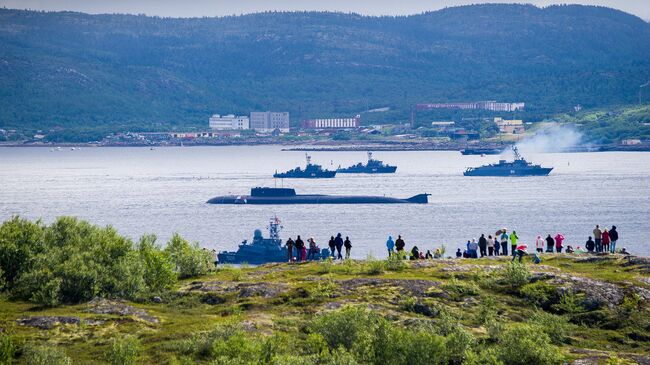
[395,235,406,257]
[334,233,344,260]
[593,225,603,252]
[555,233,564,253]
[286,237,295,262]
[602,228,611,253]
[494,237,500,256]
[609,226,619,253]
[328,236,336,258]
[295,236,305,262]
[344,236,352,259]
[509,231,519,257]
[487,235,495,256]
[479,234,487,257]
[500,229,509,256]
[535,235,545,253]
[386,236,395,257]
[545,234,554,253]
[585,236,595,252]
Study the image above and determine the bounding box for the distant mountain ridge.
[0,4,649,132]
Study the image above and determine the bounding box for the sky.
[1,0,649,20]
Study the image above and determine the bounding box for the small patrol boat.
[463,146,553,176]
[217,217,329,264]
[337,152,397,174]
[273,154,336,178]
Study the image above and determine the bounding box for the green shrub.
[440,277,480,301]
[398,296,418,312]
[526,310,571,345]
[385,254,406,272]
[24,344,71,365]
[519,281,558,308]
[552,291,587,317]
[316,258,333,274]
[0,332,15,365]
[106,335,143,365]
[0,216,45,290]
[362,256,384,275]
[138,235,176,293]
[497,324,564,365]
[501,261,531,288]
[309,279,337,302]
[464,348,504,365]
[476,296,497,325]
[165,233,212,279]
[331,259,356,275]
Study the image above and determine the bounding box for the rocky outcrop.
[17,316,80,330]
[86,298,159,323]
[183,281,289,299]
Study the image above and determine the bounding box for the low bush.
[440,277,480,301]
[500,262,531,289]
[0,216,209,305]
[519,281,559,308]
[526,310,571,345]
[385,254,406,272]
[106,335,143,365]
[362,256,385,275]
[497,324,564,365]
[24,344,71,365]
[0,332,15,365]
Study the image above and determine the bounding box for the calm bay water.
[1,146,649,257]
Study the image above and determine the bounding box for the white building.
[209,114,249,130]
[250,111,290,132]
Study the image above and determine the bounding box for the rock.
[86,297,159,323]
[17,316,80,330]
[412,303,435,317]
[182,281,289,299]
[152,296,163,303]
[337,278,439,297]
[548,275,648,309]
[201,293,226,305]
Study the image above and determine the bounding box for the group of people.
[456,225,624,261]
[285,233,352,262]
[385,235,443,260]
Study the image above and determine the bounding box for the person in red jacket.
[554,233,565,253]
[602,229,611,253]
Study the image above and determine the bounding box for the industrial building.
[494,117,525,134]
[302,115,361,129]
[209,114,250,130]
[416,101,525,112]
[250,111,290,132]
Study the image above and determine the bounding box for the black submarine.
[207,187,430,205]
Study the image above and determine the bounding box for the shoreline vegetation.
[0,216,649,364]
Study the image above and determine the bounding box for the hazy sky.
[1,0,649,20]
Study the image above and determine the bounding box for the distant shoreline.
[1,141,649,152]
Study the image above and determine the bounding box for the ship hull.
[464,167,553,176]
[207,193,429,204]
[337,166,397,174]
[460,148,503,155]
[273,171,337,178]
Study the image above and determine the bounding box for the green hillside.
[1,4,649,134]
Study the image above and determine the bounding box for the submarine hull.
[207,194,429,205]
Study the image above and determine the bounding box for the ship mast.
[512,146,523,160]
[305,153,312,166]
[268,216,282,241]
[367,151,373,161]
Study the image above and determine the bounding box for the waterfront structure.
[302,115,361,129]
[209,114,249,130]
[250,111,290,132]
[494,118,525,134]
[417,101,525,112]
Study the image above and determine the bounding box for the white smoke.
[513,123,584,155]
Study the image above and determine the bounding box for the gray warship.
[273,154,336,179]
[337,152,397,174]
[463,146,553,176]
[217,217,330,264]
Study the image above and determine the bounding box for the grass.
[0,256,648,364]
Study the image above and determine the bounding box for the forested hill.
[1,4,650,131]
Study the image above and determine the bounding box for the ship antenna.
[305,153,311,166]
[368,151,373,161]
[513,146,522,160]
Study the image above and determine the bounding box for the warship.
[460,148,503,155]
[337,152,397,173]
[273,154,336,178]
[207,187,429,204]
[217,217,329,264]
[463,146,553,176]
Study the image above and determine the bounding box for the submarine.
[207,187,430,205]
